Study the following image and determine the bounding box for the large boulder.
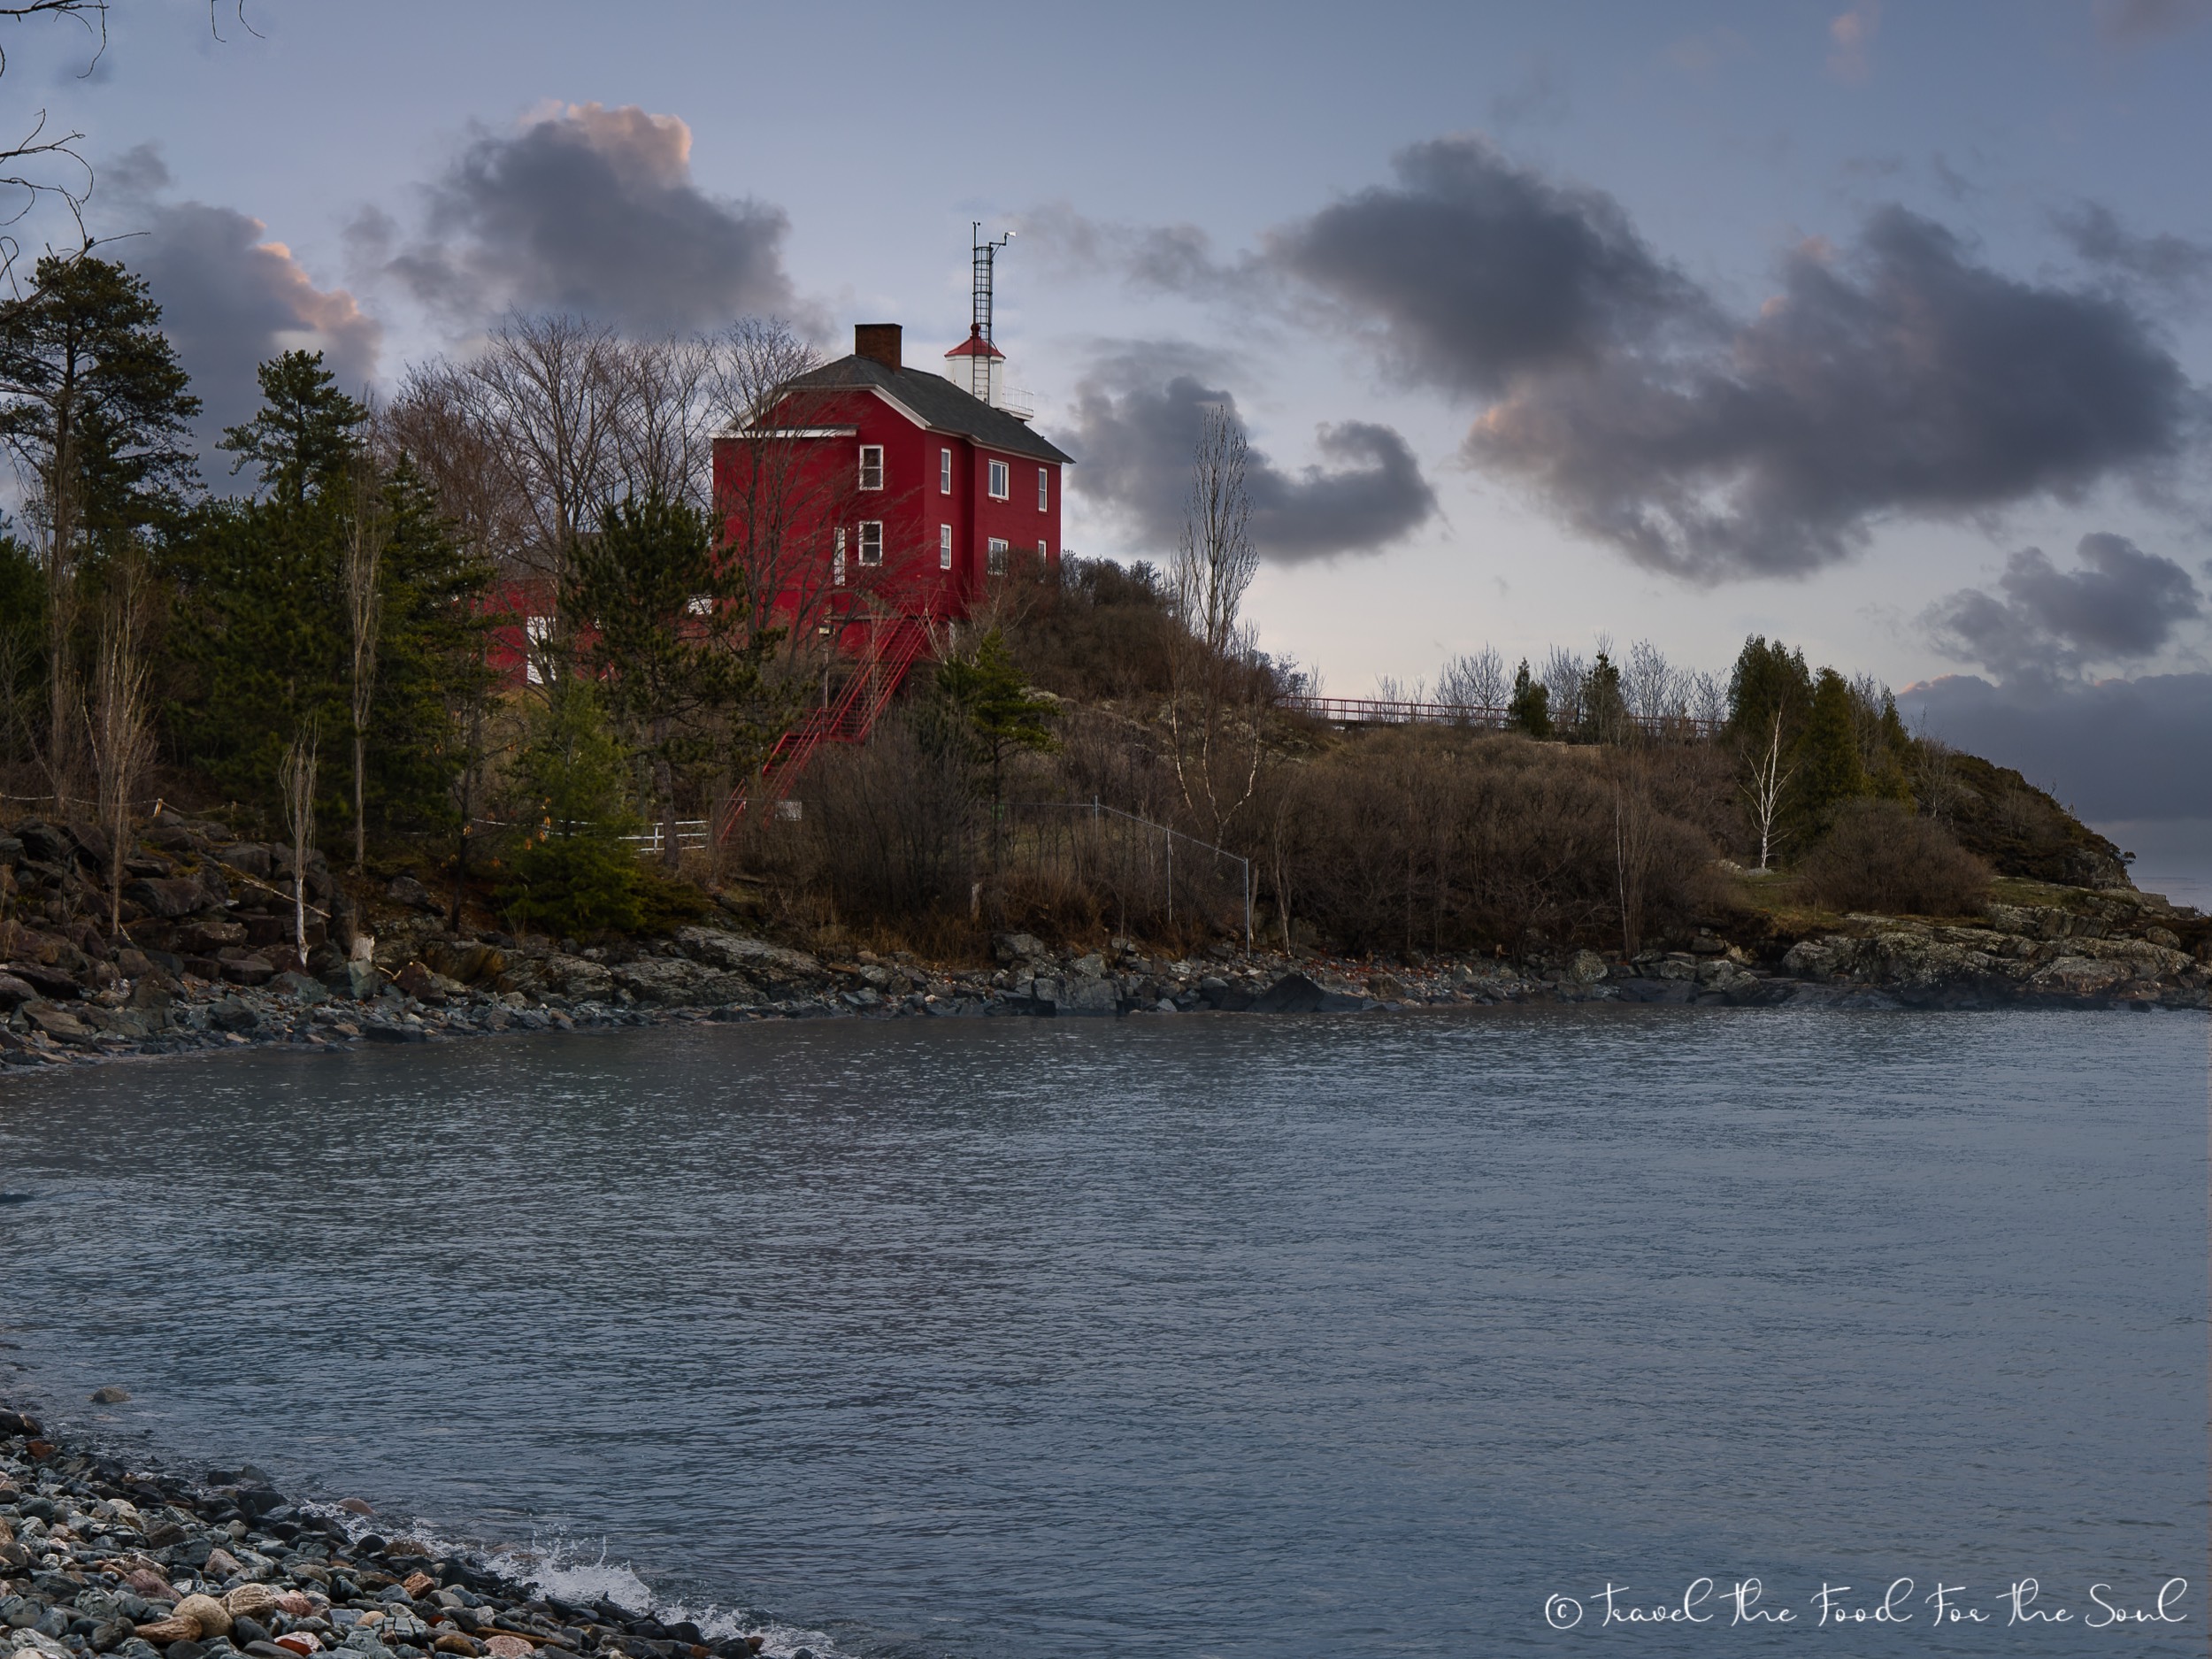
[609,957,759,1007]
[386,874,438,911]
[14,822,71,866]
[23,1003,95,1044]
[4,962,81,1000]
[671,926,822,985]
[1050,975,1119,1016]
[993,932,1049,965]
[216,843,273,879]
[120,876,211,919]
[539,953,615,1000]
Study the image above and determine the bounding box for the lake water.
[0,1010,2204,1657]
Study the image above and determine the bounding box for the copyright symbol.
[1545,1594,1583,1630]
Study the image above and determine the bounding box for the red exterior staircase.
[719,616,933,836]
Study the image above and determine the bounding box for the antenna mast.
[972,221,1012,345]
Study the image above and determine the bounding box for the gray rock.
[671,926,822,984]
[122,876,214,920]
[385,875,437,911]
[270,972,329,1005]
[1056,976,1118,1016]
[992,932,1049,964]
[208,998,262,1034]
[608,957,758,1008]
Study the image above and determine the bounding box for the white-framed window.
[939,524,953,570]
[987,536,1009,575]
[685,595,712,617]
[857,445,884,490]
[941,448,952,492]
[1038,467,1049,511]
[987,458,1009,499]
[857,520,884,566]
[1037,540,1048,565]
[833,526,846,587]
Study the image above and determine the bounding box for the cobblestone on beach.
[0,810,2204,1071]
[0,1409,766,1659]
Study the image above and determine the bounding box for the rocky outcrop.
[0,1407,771,1659]
[0,801,2199,1077]
[1772,888,2207,1008]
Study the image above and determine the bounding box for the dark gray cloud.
[1065,348,1436,563]
[373,103,800,333]
[99,146,381,472]
[1266,134,1707,397]
[2053,201,2212,300]
[1463,206,2196,578]
[1907,670,2212,818]
[2093,0,2212,43]
[1924,532,2202,679]
[1075,137,2200,581]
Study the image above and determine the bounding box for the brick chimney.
[854,323,902,371]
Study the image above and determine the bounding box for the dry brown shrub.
[802,716,976,923]
[1795,799,1991,916]
[1270,727,1717,957]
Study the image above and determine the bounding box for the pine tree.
[496,677,642,938]
[1724,635,1813,747]
[0,254,199,795]
[1793,668,1869,836]
[218,349,366,508]
[1578,650,1628,744]
[565,491,780,864]
[1506,658,1551,738]
[933,628,1060,864]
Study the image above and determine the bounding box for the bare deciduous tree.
[279,726,318,967]
[1437,645,1507,718]
[1624,639,1684,729]
[341,463,387,872]
[1740,709,1793,872]
[0,0,105,281]
[1540,645,1588,734]
[1166,403,1264,842]
[709,317,874,651]
[1612,751,1655,956]
[84,547,150,935]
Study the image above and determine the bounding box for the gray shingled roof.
[784,355,1075,465]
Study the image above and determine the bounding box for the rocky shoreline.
[0,811,2202,1071]
[0,1408,789,1659]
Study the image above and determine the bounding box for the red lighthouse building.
[706,241,1073,811]
[712,319,1072,629]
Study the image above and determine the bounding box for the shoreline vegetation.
[0,1408,785,1659]
[0,262,2204,1053]
[0,803,2199,1073]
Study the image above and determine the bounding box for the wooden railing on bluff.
[1276,694,1720,740]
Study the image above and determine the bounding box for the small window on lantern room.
[1038,467,1048,511]
[857,445,884,490]
[987,459,1010,499]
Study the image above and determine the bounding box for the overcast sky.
[12,0,2211,871]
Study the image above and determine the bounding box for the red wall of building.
[711,384,1062,633]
